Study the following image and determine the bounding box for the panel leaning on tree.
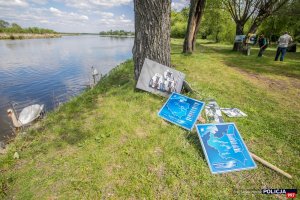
[136,59,185,97]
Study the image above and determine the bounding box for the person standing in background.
[258,34,267,57]
[275,32,293,61]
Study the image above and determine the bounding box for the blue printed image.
[158,93,205,130]
[196,123,257,174]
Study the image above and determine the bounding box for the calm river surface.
[0,35,134,142]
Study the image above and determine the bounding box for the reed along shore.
[0,33,61,40]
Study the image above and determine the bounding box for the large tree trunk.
[233,22,245,51]
[247,5,270,34]
[215,30,220,43]
[248,21,260,34]
[183,0,206,53]
[133,0,171,81]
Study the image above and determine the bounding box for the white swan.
[7,104,44,128]
[92,67,99,76]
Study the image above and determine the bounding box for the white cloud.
[98,14,132,29]
[49,7,89,21]
[49,7,63,16]
[120,14,125,20]
[40,19,49,23]
[0,0,134,33]
[0,0,28,7]
[65,1,91,9]
[70,12,89,20]
[171,0,189,11]
[89,0,131,7]
[92,11,114,18]
[29,0,48,5]
[0,7,46,23]
[100,12,114,18]
[61,0,132,9]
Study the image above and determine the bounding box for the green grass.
[1,39,299,199]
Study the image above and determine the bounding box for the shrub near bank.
[0,33,61,40]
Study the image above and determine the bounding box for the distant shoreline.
[99,35,134,38]
[0,33,61,40]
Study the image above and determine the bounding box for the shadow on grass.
[185,131,205,160]
[200,41,219,45]
[58,124,89,145]
[171,43,194,57]
[202,44,300,79]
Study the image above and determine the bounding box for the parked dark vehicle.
[287,43,297,52]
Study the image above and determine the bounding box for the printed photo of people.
[221,108,247,117]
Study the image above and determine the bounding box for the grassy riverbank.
[1,39,299,199]
[0,33,61,40]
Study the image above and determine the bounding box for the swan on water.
[7,104,44,128]
[92,66,99,76]
[91,66,101,86]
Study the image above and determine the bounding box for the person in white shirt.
[275,32,293,61]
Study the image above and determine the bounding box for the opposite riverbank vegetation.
[99,30,134,37]
[0,39,299,199]
[99,35,134,38]
[0,33,61,40]
[0,19,60,40]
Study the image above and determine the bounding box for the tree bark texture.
[248,20,261,34]
[223,0,260,51]
[183,0,206,53]
[233,22,245,51]
[133,0,171,81]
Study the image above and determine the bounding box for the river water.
[0,35,134,142]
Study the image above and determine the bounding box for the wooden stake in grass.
[250,153,292,179]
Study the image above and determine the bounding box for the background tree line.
[99,30,134,36]
[0,20,56,34]
[170,0,300,44]
[133,0,299,79]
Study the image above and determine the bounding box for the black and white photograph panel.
[136,58,185,97]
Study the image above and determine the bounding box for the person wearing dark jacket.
[258,34,267,57]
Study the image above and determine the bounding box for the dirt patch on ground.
[153,147,163,157]
[135,128,148,138]
[232,67,300,91]
[290,78,300,89]
[148,164,165,178]
[119,134,128,144]
[105,163,122,177]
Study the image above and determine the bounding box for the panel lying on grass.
[136,58,185,97]
[158,93,204,131]
[205,99,224,123]
[221,108,247,117]
[196,123,256,174]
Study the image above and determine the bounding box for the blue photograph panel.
[196,123,256,174]
[158,93,204,130]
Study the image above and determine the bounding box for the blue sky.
[0,0,189,33]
